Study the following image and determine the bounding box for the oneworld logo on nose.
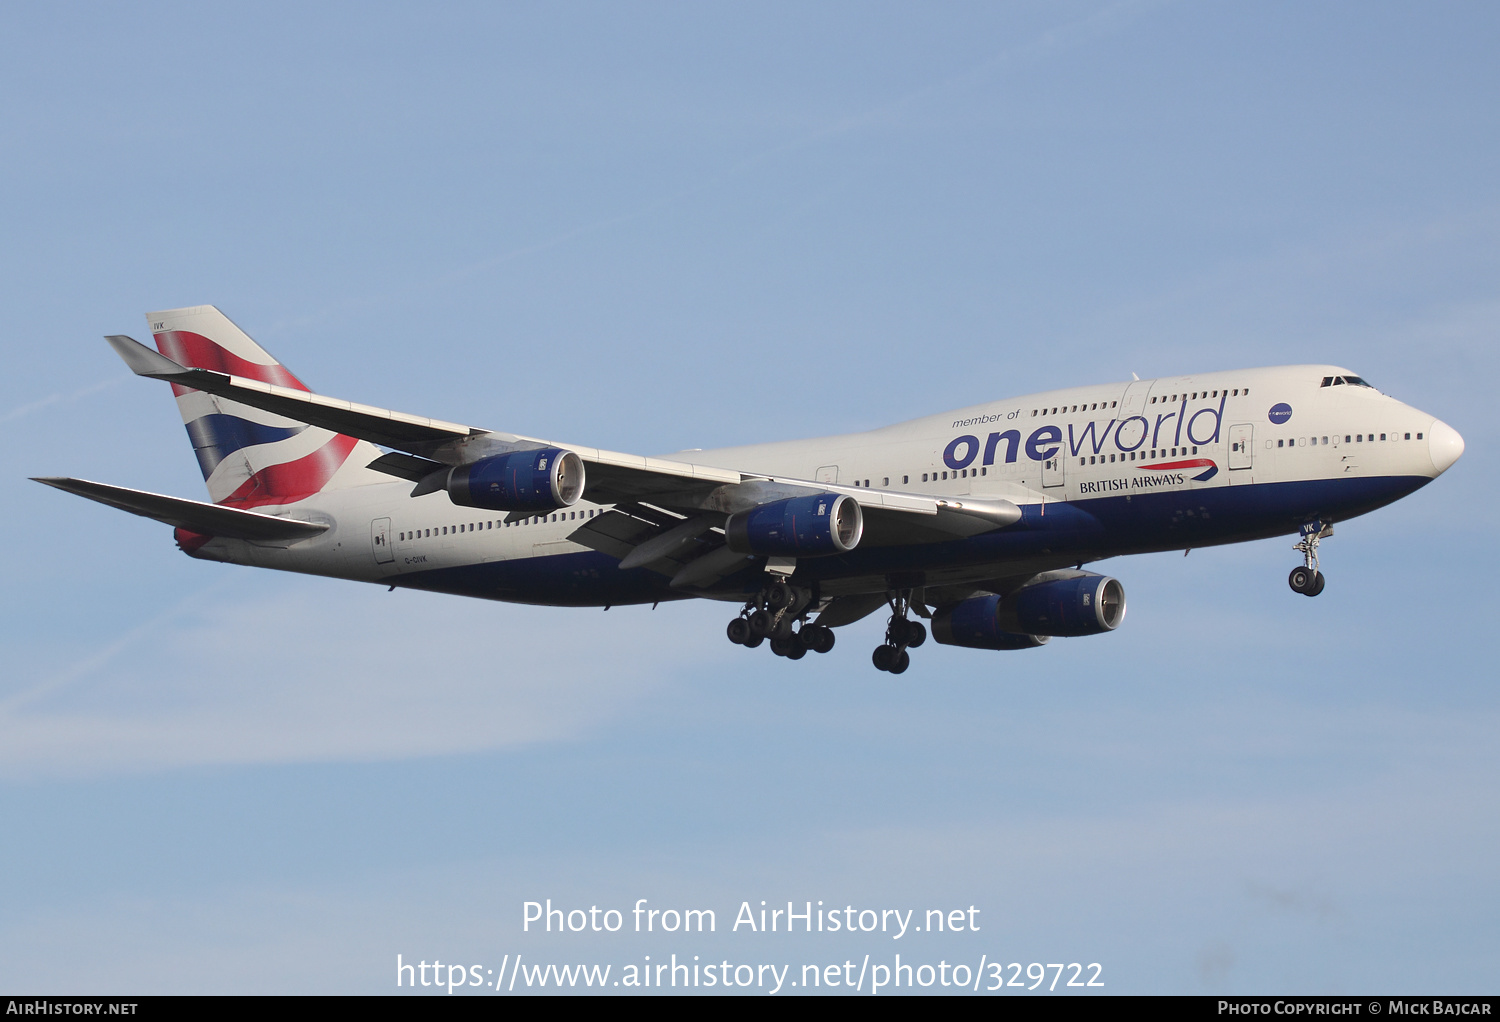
[1268,403,1293,424]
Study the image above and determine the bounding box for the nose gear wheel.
[1289,520,1331,597]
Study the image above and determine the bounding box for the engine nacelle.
[931,574,1126,646]
[931,596,1050,651]
[725,493,863,556]
[446,448,585,513]
[1004,573,1125,637]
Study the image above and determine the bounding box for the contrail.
[1,376,125,423]
[0,574,237,714]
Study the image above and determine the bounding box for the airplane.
[34,305,1465,674]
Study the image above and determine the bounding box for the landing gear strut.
[1289,520,1329,597]
[725,579,836,658]
[872,590,926,674]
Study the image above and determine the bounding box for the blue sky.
[2,1,1497,994]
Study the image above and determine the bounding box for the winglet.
[106,334,191,378]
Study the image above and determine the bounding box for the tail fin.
[147,306,384,508]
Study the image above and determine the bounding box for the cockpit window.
[1343,376,1374,388]
[1320,375,1376,389]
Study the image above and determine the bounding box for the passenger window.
[903,475,909,484]
[1404,433,1410,440]
[1380,433,1386,441]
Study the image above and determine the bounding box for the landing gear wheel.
[1291,520,1330,597]
[1288,566,1313,594]
[801,624,835,654]
[888,649,910,675]
[743,634,764,649]
[748,609,773,638]
[904,621,926,648]
[767,581,792,611]
[872,644,895,672]
[726,618,751,645]
[771,613,796,640]
[772,634,807,659]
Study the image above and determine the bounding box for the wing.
[106,334,1030,582]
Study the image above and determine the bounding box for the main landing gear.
[1288,520,1330,597]
[725,579,836,660]
[871,590,926,675]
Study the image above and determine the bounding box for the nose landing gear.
[1289,520,1330,596]
[872,590,926,674]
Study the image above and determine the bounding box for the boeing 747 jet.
[36,306,1464,673]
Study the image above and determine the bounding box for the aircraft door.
[371,517,394,564]
[1041,453,1065,488]
[815,465,839,484]
[1118,379,1154,418]
[1228,424,1253,471]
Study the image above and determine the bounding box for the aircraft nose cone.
[1427,419,1464,475]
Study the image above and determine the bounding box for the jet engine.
[725,493,863,557]
[446,448,585,513]
[931,596,1050,651]
[931,573,1126,646]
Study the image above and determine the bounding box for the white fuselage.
[186,364,1461,605]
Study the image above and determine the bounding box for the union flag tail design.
[147,305,384,508]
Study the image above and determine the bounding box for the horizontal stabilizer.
[32,477,329,542]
